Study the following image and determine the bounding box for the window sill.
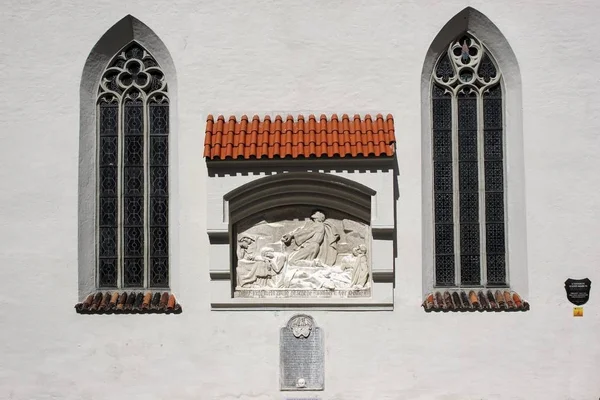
[422,289,529,312]
[75,291,182,314]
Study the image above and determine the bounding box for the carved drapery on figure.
[234,207,371,298]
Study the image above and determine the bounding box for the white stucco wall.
[0,1,599,399]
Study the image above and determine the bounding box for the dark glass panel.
[98,103,118,289]
[434,162,453,192]
[149,103,169,288]
[124,136,144,166]
[98,258,117,288]
[485,192,505,222]
[432,99,452,130]
[458,130,477,161]
[124,197,144,226]
[484,98,502,129]
[459,192,479,223]
[123,258,144,287]
[457,94,477,130]
[99,227,117,258]
[478,53,497,83]
[124,102,143,135]
[124,167,144,196]
[99,198,117,227]
[99,137,118,166]
[486,223,506,254]
[486,254,506,285]
[460,223,480,255]
[150,136,168,166]
[150,104,169,135]
[99,167,117,197]
[124,226,144,257]
[432,84,454,287]
[99,105,118,136]
[435,255,455,286]
[150,197,169,226]
[435,53,455,82]
[434,193,453,224]
[484,130,503,160]
[150,258,169,287]
[150,227,169,257]
[460,255,481,285]
[483,83,506,285]
[485,161,504,191]
[459,161,478,191]
[435,224,454,255]
[150,166,168,196]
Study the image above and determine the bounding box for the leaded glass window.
[97,42,169,288]
[431,34,506,287]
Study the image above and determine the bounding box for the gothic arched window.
[97,42,169,289]
[431,34,506,287]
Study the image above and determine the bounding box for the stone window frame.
[78,15,179,300]
[207,160,396,310]
[421,7,528,299]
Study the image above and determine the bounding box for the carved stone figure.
[281,211,339,266]
[237,234,256,261]
[234,208,371,297]
[348,244,369,288]
[236,246,286,288]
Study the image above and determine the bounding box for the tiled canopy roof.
[423,290,529,312]
[204,113,395,160]
[75,291,182,314]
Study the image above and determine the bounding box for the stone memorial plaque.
[280,315,324,391]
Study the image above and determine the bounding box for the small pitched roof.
[204,113,395,160]
[423,290,529,312]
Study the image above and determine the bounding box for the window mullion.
[144,97,149,289]
[477,90,487,286]
[451,89,460,287]
[117,101,124,289]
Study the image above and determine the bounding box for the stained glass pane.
[435,53,455,83]
[458,91,481,285]
[432,85,454,286]
[98,103,118,288]
[149,103,169,288]
[478,53,497,83]
[123,101,145,288]
[483,85,506,285]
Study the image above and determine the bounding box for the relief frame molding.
[206,167,396,310]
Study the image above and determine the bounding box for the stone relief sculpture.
[235,208,371,298]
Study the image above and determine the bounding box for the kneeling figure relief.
[234,208,371,298]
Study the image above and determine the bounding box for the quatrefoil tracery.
[98,43,167,102]
[433,35,501,95]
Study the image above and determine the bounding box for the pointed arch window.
[431,34,506,287]
[97,43,169,289]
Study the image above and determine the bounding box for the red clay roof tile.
[204,113,395,160]
[75,291,182,314]
[423,290,529,312]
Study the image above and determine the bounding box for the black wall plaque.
[565,278,591,306]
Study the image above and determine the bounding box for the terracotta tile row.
[422,290,529,312]
[204,113,396,160]
[75,291,182,314]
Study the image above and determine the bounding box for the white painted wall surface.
[0,1,599,399]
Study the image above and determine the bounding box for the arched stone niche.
[227,174,374,299]
[207,169,396,310]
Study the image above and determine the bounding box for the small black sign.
[565,278,591,306]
